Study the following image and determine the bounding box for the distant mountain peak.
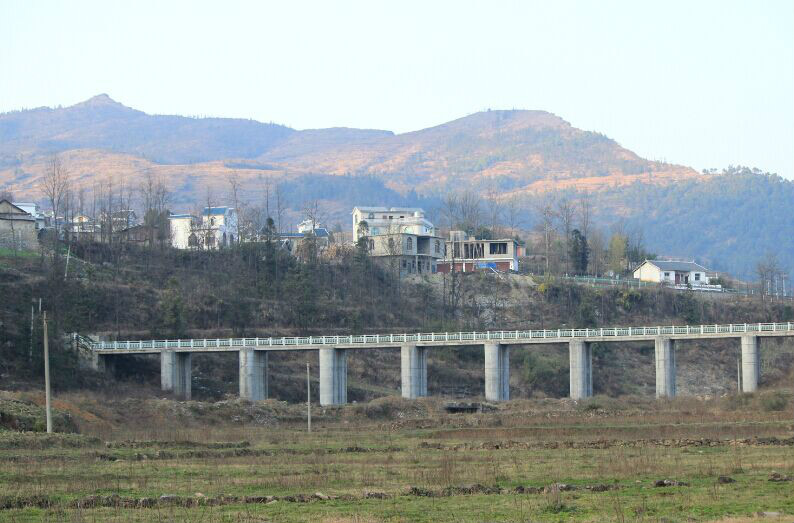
[73,93,129,110]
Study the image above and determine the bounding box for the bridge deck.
[83,322,794,354]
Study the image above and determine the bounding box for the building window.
[664,272,670,277]
[695,273,701,281]
[435,240,440,253]
[368,239,374,251]
[489,242,507,255]
[407,237,413,250]
[402,260,407,268]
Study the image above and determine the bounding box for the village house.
[168,207,238,249]
[12,202,46,230]
[633,259,710,286]
[352,206,444,276]
[437,230,520,273]
[278,219,332,255]
[0,199,38,250]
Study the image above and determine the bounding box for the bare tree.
[535,199,556,275]
[556,197,575,274]
[274,184,285,235]
[504,196,522,237]
[441,191,483,233]
[756,252,781,299]
[578,192,592,240]
[485,186,502,237]
[42,155,71,235]
[302,199,324,231]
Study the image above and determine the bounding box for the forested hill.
[1,96,791,278]
[593,167,794,277]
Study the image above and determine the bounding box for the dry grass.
[0,392,792,522]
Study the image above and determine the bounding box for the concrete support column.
[484,343,509,401]
[654,337,676,398]
[86,352,114,374]
[319,348,347,405]
[401,344,427,399]
[239,349,268,401]
[569,340,593,400]
[741,335,760,393]
[161,351,192,400]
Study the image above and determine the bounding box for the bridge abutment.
[569,340,593,400]
[161,351,192,400]
[741,335,760,392]
[484,343,509,401]
[654,337,676,398]
[239,349,268,401]
[401,344,427,399]
[319,348,347,405]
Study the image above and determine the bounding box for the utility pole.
[64,243,71,278]
[43,312,52,433]
[306,362,312,433]
[29,301,35,363]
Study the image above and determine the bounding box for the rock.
[137,497,156,508]
[654,480,689,487]
[758,511,781,518]
[514,485,542,494]
[363,491,390,499]
[717,476,735,484]
[313,492,330,500]
[768,472,793,482]
[158,495,182,505]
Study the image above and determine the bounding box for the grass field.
[0,394,792,522]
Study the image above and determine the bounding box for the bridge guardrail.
[87,322,794,351]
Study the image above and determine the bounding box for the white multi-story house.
[169,206,238,249]
[352,206,444,275]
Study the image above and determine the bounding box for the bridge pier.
[319,348,347,405]
[484,343,509,401]
[741,335,760,393]
[401,344,427,399]
[161,351,192,400]
[569,340,593,400]
[84,352,114,374]
[239,349,268,401]
[654,337,676,398]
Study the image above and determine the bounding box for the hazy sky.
[2,0,792,178]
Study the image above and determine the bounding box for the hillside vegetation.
[1,243,792,403]
[1,96,791,278]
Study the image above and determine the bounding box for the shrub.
[759,391,788,412]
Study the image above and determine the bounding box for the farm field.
[0,394,792,522]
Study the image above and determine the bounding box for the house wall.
[634,263,662,282]
[0,201,38,250]
[0,218,37,250]
[436,260,513,273]
[170,217,194,249]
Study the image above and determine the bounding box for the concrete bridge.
[76,322,794,405]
